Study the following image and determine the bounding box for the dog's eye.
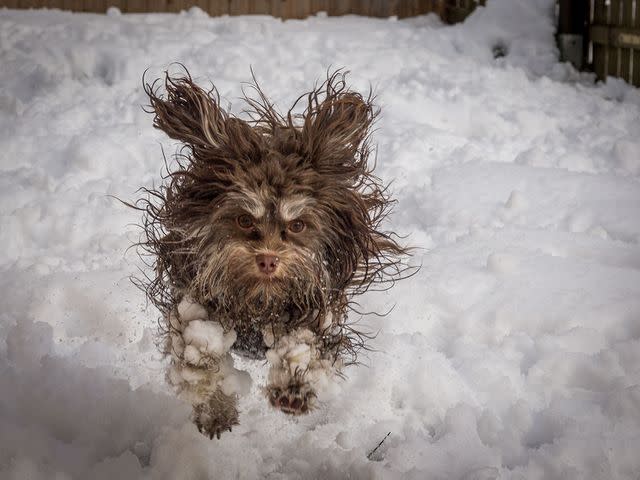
[237,214,254,229]
[288,219,305,233]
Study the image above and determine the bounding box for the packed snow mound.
[2,2,640,479]
[448,0,559,77]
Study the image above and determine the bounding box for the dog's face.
[140,71,407,323]
[183,148,358,321]
[192,180,330,319]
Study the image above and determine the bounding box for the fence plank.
[593,0,607,23]
[618,0,633,83]
[85,0,107,12]
[352,0,361,15]
[207,0,228,15]
[279,0,293,18]
[147,0,166,12]
[328,0,350,16]
[312,0,329,15]
[592,0,608,80]
[634,0,640,85]
[292,0,311,18]
[397,0,413,18]
[368,0,389,17]
[18,0,40,9]
[608,0,621,77]
[46,0,65,10]
[355,0,372,16]
[249,0,270,14]
[229,0,249,15]
[609,0,621,26]
[621,2,633,28]
[303,0,314,17]
[165,0,186,12]
[593,44,608,80]
[267,0,280,17]
[409,0,425,18]
[127,0,147,12]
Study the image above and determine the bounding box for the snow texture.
[166,298,248,406]
[1,1,640,478]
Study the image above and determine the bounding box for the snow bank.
[449,0,559,77]
[1,2,640,479]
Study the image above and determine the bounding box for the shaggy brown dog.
[134,68,409,439]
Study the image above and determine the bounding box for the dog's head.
[138,69,408,324]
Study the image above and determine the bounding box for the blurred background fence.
[559,0,640,87]
[0,0,484,22]
[589,0,640,86]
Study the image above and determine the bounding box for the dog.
[134,68,409,439]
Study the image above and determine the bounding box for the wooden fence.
[589,0,640,86]
[1,0,483,21]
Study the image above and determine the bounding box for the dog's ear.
[144,71,260,162]
[300,72,376,173]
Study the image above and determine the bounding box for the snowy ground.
[2,1,640,478]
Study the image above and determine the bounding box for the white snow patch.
[182,320,237,356]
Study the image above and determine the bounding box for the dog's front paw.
[267,381,316,415]
[192,390,239,439]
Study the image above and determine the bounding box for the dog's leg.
[263,321,343,415]
[165,298,249,438]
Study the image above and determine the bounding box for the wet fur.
[131,67,410,437]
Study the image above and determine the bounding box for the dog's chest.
[232,324,267,359]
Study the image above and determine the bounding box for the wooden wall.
[589,0,640,86]
[1,0,484,21]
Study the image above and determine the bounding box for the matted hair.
[131,67,411,344]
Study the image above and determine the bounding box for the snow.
[182,320,235,356]
[1,2,640,479]
[165,300,251,403]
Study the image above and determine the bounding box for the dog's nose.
[256,254,279,275]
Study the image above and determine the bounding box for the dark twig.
[367,431,391,460]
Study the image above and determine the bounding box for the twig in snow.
[367,432,391,461]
